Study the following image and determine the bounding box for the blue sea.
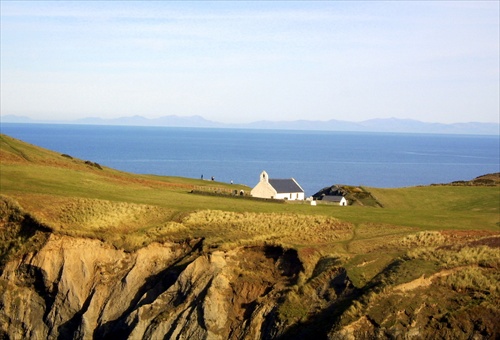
[1,123,499,196]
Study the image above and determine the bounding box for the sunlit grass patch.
[11,195,176,244]
[25,196,172,228]
[55,198,173,229]
[181,210,354,249]
[407,245,500,269]
[437,266,500,294]
[355,223,416,239]
[397,231,500,270]
[398,230,447,248]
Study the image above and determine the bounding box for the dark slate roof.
[269,179,304,193]
[321,195,345,202]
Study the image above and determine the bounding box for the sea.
[1,123,499,196]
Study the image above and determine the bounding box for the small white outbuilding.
[251,171,305,200]
[321,195,348,206]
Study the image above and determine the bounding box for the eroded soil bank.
[1,198,499,339]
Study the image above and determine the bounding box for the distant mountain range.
[2,114,499,135]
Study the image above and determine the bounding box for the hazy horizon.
[2,113,500,125]
[1,1,499,124]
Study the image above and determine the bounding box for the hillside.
[437,172,500,186]
[1,133,499,339]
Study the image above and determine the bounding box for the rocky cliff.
[0,199,349,339]
[1,198,499,339]
[0,232,350,339]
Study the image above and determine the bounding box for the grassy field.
[1,133,499,285]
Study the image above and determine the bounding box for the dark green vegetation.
[313,184,384,207]
[1,133,499,338]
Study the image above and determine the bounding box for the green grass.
[3,134,498,229]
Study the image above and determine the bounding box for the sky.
[1,1,499,124]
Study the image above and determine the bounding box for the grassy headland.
[1,133,499,279]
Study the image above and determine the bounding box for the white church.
[250,171,305,200]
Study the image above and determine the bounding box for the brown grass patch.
[181,210,354,249]
[14,194,175,232]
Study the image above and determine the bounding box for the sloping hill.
[447,172,500,186]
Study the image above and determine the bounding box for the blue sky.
[1,1,499,124]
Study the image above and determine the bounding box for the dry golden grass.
[7,194,180,250]
[398,230,447,248]
[437,266,500,293]
[387,230,500,297]
[16,195,174,231]
[398,231,500,269]
[407,245,500,268]
[180,210,354,249]
[5,195,354,252]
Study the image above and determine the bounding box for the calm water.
[1,123,499,196]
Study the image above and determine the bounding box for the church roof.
[269,179,304,193]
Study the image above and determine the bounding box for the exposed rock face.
[0,233,313,340]
[1,235,190,339]
[0,198,353,339]
[313,185,350,199]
